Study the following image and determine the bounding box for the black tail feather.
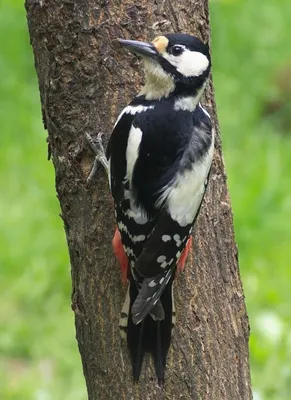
[132,320,145,381]
[127,274,174,383]
[155,320,164,385]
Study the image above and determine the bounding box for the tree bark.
[25,0,252,399]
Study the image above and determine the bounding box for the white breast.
[162,132,214,227]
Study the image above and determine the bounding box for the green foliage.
[211,0,291,398]
[0,1,85,399]
[0,0,290,398]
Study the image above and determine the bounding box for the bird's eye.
[171,45,184,56]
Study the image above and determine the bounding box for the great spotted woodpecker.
[86,33,213,384]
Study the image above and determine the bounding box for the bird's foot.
[85,132,108,184]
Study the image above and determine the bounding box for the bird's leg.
[85,132,109,184]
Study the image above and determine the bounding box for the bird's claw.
[85,132,109,184]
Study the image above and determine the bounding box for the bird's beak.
[118,39,158,59]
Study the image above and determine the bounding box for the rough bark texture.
[25,0,252,399]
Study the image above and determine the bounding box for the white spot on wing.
[133,234,146,242]
[117,223,147,244]
[157,255,166,263]
[124,246,134,257]
[123,206,148,225]
[118,221,128,233]
[173,234,181,247]
[148,280,157,287]
[159,277,165,284]
[162,235,171,242]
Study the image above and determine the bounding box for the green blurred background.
[0,0,290,399]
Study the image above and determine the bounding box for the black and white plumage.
[94,33,214,383]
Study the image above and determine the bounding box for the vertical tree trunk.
[25,0,252,398]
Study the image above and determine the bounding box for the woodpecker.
[87,33,214,384]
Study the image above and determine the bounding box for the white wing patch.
[126,125,143,182]
[125,125,149,225]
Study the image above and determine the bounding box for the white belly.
[164,134,214,227]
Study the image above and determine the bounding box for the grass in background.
[0,0,290,399]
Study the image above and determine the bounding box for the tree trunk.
[25,0,252,398]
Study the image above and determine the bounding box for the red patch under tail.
[112,227,129,284]
[177,237,192,274]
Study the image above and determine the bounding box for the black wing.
[130,104,213,323]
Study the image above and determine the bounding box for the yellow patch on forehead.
[152,36,169,54]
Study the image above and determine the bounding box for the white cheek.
[165,50,209,77]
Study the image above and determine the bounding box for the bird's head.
[118,33,211,100]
